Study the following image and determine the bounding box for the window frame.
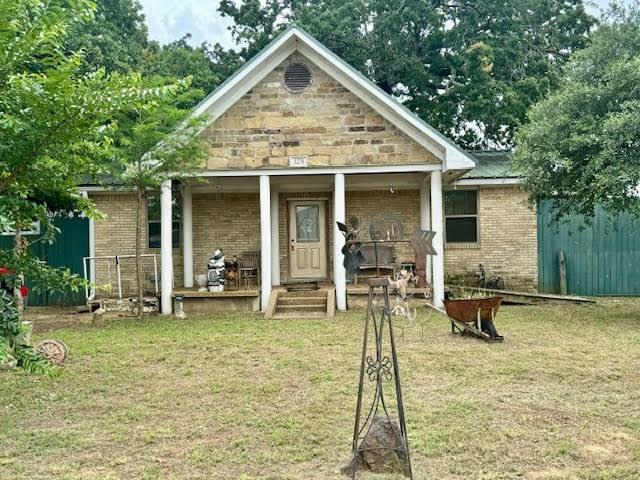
[444,188,480,246]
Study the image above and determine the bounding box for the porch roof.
[189,172,431,193]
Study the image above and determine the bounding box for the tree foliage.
[514,2,640,221]
[0,0,126,295]
[142,36,242,105]
[65,0,149,74]
[0,0,199,315]
[65,0,238,106]
[218,0,595,148]
[110,76,207,319]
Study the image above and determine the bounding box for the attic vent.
[284,63,312,93]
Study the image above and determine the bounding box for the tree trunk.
[135,187,145,321]
[13,229,26,321]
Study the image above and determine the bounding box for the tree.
[142,36,242,106]
[513,2,640,221]
[218,0,596,148]
[65,0,149,74]
[110,76,207,320]
[0,0,175,372]
[65,0,239,106]
[1,0,128,296]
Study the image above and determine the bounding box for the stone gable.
[202,54,439,170]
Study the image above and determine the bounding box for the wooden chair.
[238,251,261,289]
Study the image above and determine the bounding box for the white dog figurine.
[389,270,418,323]
[388,269,414,300]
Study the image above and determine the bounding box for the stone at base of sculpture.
[341,416,411,477]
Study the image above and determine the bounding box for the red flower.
[20,286,29,298]
[0,267,10,276]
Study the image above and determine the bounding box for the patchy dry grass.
[1,298,640,480]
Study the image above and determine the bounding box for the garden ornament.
[207,249,226,292]
[338,214,438,480]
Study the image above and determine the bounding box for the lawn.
[1,299,640,480]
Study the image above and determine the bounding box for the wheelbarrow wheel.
[36,339,68,365]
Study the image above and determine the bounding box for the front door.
[289,201,327,279]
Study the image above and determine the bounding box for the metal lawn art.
[338,214,437,479]
[388,269,418,324]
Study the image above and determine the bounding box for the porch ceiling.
[189,172,431,194]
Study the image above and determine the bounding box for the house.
[81,25,541,314]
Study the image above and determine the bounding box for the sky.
[138,0,624,48]
[139,0,235,48]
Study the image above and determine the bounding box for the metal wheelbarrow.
[443,296,504,342]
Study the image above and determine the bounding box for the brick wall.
[91,193,183,297]
[91,185,538,294]
[443,186,538,291]
[192,192,260,281]
[92,192,260,294]
[202,53,439,170]
[346,190,420,264]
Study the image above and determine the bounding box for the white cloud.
[139,0,236,48]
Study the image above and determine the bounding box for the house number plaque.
[289,156,308,167]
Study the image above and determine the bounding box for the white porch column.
[160,179,174,314]
[270,187,280,286]
[419,178,433,285]
[333,173,347,311]
[430,170,445,308]
[259,175,272,311]
[182,183,193,288]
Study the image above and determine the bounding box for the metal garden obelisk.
[337,214,436,479]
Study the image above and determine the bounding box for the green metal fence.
[538,201,640,296]
[0,216,89,306]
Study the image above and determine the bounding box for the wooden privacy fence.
[537,201,640,296]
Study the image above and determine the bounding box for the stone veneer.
[202,53,439,170]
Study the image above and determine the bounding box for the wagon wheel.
[36,339,68,365]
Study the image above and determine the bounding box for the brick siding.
[92,186,537,295]
[443,186,538,291]
[91,193,183,297]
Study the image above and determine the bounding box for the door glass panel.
[296,205,319,242]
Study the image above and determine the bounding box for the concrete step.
[276,303,326,313]
[266,289,331,319]
[271,312,328,319]
[278,296,327,306]
[279,290,326,298]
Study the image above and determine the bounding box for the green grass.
[1,298,640,479]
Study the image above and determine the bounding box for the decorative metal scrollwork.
[365,355,393,381]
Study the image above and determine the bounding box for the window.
[296,205,320,242]
[444,190,478,244]
[148,192,181,249]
